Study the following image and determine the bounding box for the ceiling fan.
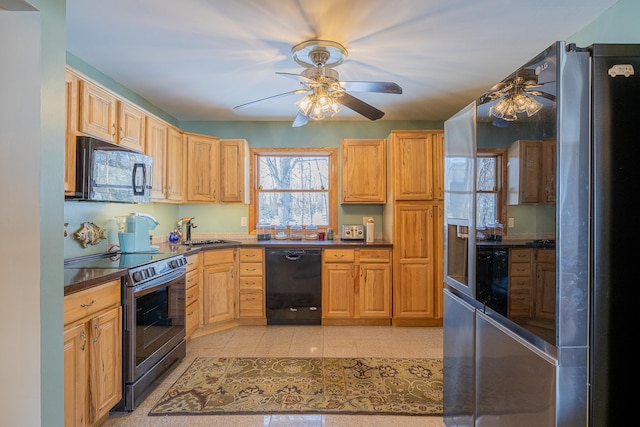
[233,40,403,127]
[478,68,556,121]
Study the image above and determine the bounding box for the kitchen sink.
[182,239,241,246]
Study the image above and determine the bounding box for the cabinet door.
[341,138,386,203]
[78,80,117,142]
[507,140,542,204]
[167,127,186,202]
[220,139,249,203]
[322,263,355,318]
[357,262,391,318]
[117,101,146,152]
[535,250,556,321]
[202,263,236,324]
[434,204,444,318]
[65,71,79,195]
[187,134,219,202]
[541,139,557,203]
[432,132,444,201]
[393,203,435,319]
[88,306,122,424]
[147,116,168,200]
[64,323,87,427]
[389,131,434,200]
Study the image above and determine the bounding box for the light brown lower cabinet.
[322,248,392,325]
[238,248,266,324]
[64,279,122,427]
[201,249,237,327]
[184,252,201,340]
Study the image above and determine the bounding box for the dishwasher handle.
[285,254,301,261]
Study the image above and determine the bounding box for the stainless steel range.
[119,252,188,411]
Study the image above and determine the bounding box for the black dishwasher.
[265,248,322,325]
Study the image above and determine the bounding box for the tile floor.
[103,325,446,427]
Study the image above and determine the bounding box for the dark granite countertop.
[64,268,127,295]
[64,239,391,295]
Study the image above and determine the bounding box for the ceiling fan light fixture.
[490,85,543,121]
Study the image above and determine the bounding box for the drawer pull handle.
[80,299,96,308]
[80,329,86,351]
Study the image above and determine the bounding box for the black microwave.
[66,136,153,203]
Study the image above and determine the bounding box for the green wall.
[23,0,640,425]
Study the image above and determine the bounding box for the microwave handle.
[132,163,147,195]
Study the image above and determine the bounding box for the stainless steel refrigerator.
[443,41,639,427]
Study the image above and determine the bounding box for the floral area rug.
[149,357,443,416]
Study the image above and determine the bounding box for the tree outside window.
[476,150,506,230]
[250,148,338,232]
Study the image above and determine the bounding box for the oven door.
[123,268,186,383]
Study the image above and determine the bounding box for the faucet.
[177,217,197,243]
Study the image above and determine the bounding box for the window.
[476,150,506,229]
[249,148,338,233]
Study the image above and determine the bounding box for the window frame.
[249,147,338,234]
[476,148,507,233]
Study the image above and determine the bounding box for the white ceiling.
[66,0,618,124]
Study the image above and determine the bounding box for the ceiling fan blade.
[276,71,315,85]
[233,89,307,110]
[292,112,309,127]
[526,90,556,102]
[339,81,402,94]
[337,92,385,121]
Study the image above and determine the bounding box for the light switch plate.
[241,217,247,227]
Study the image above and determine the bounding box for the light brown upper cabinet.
[64,70,79,195]
[386,130,444,201]
[220,139,250,204]
[117,100,146,152]
[146,116,169,200]
[185,133,220,202]
[340,138,386,204]
[166,127,187,202]
[147,117,186,203]
[506,139,556,205]
[78,79,118,143]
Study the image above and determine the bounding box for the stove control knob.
[132,271,143,282]
[146,267,155,278]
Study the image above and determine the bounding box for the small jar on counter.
[256,222,272,240]
[327,228,334,240]
[305,224,318,240]
[274,224,288,240]
[290,224,303,240]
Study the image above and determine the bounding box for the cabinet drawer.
[509,288,533,317]
[536,249,555,263]
[510,249,532,262]
[239,277,263,290]
[185,301,200,338]
[324,249,355,263]
[203,249,235,265]
[510,263,531,276]
[239,248,264,262]
[64,279,121,325]
[238,290,264,317]
[239,262,263,276]
[186,253,200,272]
[186,269,200,289]
[510,277,531,289]
[359,249,390,263]
[185,284,199,307]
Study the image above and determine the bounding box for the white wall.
[0,7,42,427]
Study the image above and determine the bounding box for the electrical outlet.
[508,217,515,228]
[241,217,247,227]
